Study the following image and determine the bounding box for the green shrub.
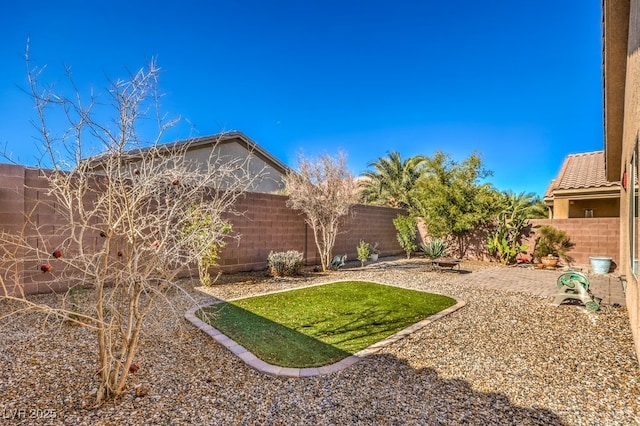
[268,250,304,277]
[181,206,232,286]
[533,225,574,261]
[420,239,448,259]
[393,215,418,259]
[356,240,371,267]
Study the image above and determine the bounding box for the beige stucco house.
[603,0,640,362]
[88,131,290,193]
[544,151,620,218]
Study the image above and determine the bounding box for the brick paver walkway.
[453,266,626,307]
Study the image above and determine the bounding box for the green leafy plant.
[486,191,535,265]
[533,225,574,261]
[356,240,371,267]
[420,239,449,259]
[486,216,529,265]
[181,207,232,286]
[268,250,305,277]
[393,215,418,259]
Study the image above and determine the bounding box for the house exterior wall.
[184,143,285,193]
[551,197,619,218]
[553,199,570,218]
[568,198,620,217]
[615,0,640,365]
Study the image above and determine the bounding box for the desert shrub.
[420,239,449,259]
[268,250,304,277]
[533,225,574,261]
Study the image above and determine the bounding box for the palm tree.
[360,152,426,210]
[501,190,548,219]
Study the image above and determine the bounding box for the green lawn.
[197,281,456,368]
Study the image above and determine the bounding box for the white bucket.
[590,256,612,274]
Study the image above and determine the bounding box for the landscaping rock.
[1,258,638,425]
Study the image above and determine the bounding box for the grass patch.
[197,281,456,368]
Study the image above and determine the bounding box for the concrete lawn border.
[184,280,466,377]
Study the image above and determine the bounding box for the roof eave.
[603,0,630,181]
[550,185,622,200]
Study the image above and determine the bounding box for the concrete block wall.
[218,193,405,272]
[526,218,620,270]
[0,165,405,294]
[332,204,405,261]
[218,192,308,273]
[420,216,620,270]
[0,164,27,295]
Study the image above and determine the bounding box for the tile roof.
[549,151,620,193]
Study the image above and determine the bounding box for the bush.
[533,225,574,261]
[356,240,371,267]
[268,250,304,277]
[393,215,418,259]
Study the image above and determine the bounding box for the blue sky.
[1,1,603,197]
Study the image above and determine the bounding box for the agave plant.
[420,239,449,259]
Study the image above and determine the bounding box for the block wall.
[526,218,620,270]
[0,165,405,294]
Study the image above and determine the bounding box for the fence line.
[0,164,405,295]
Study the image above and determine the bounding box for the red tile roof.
[546,151,619,198]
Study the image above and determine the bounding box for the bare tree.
[0,51,258,404]
[284,152,359,272]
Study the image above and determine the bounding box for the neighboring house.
[87,131,290,193]
[544,151,620,218]
[602,0,640,362]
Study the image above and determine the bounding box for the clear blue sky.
[1,1,603,197]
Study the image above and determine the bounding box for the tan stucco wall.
[568,198,620,217]
[617,0,640,364]
[552,199,569,218]
[185,144,285,193]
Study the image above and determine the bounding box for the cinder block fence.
[0,164,406,295]
[0,163,622,295]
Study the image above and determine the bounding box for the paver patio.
[452,265,626,307]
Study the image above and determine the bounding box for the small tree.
[284,152,359,272]
[393,215,418,259]
[180,207,233,286]
[415,151,501,257]
[356,240,372,267]
[0,53,258,404]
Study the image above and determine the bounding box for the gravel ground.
[1,257,639,425]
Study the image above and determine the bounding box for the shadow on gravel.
[341,353,567,425]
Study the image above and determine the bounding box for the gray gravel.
[1,257,639,425]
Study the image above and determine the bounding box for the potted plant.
[369,242,379,262]
[533,225,574,268]
[357,240,372,267]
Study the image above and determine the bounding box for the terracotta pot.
[541,256,559,268]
